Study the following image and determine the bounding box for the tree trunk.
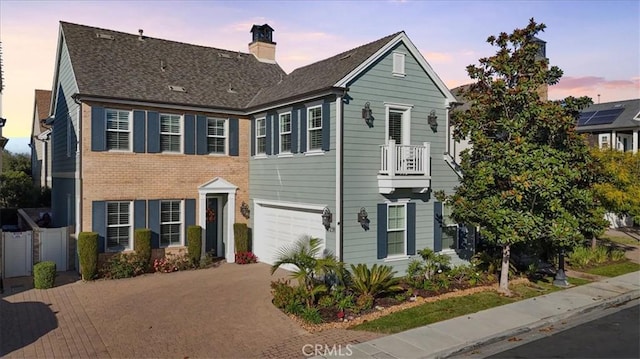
[591,236,597,250]
[498,244,512,296]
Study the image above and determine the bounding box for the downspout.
[73,95,82,237]
[335,93,344,262]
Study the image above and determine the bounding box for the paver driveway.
[1,263,381,358]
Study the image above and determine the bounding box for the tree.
[0,171,36,208]
[450,19,606,295]
[591,149,640,225]
[2,150,31,176]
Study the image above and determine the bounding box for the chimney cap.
[250,24,275,44]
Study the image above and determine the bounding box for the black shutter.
[407,202,416,255]
[434,201,443,252]
[322,101,330,151]
[148,200,160,249]
[91,106,106,151]
[250,118,256,156]
[266,114,272,155]
[184,199,196,245]
[229,118,239,156]
[299,108,307,153]
[291,108,299,153]
[184,114,196,155]
[92,201,106,253]
[196,115,207,155]
[147,111,160,153]
[273,114,280,155]
[133,110,146,153]
[134,200,146,229]
[377,203,388,259]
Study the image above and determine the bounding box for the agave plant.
[349,263,402,300]
[270,236,338,307]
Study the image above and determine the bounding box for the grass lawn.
[351,277,590,334]
[583,261,640,277]
[600,234,640,247]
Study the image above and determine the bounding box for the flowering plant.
[235,251,258,265]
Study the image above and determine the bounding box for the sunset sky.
[1,0,638,153]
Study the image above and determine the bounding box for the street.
[454,300,640,359]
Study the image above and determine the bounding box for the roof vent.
[340,53,353,60]
[138,29,144,41]
[227,85,237,93]
[218,53,232,59]
[160,60,166,72]
[96,33,115,40]
[613,104,623,108]
[168,85,186,93]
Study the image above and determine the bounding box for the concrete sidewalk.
[319,271,640,359]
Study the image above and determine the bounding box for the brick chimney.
[249,24,276,62]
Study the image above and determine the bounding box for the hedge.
[78,232,99,281]
[34,261,56,289]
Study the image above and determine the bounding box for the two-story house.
[31,89,53,188]
[48,22,465,270]
[576,98,640,153]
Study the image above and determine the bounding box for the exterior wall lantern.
[322,207,332,230]
[357,207,370,231]
[0,118,6,127]
[240,201,250,219]
[427,110,438,131]
[362,102,374,128]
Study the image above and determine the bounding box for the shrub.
[355,293,374,312]
[610,249,626,262]
[317,295,335,309]
[271,279,305,314]
[349,263,401,299]
[568,246,612,268]
[153,253,195,273]
[134,229,152,269]
[300,307,323,324]
[33,261,56,289]
[78,232,99,281]
[187,225,202,266]
[101,253,147,279]
[235,251,258,264]
[234,223,250,253]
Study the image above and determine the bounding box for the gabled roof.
[34,89,52,132]
[60,21,286,110]
[247,32,402,109]
[576,98,640,132]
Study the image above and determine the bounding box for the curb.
[432,289,640,359]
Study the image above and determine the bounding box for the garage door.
[253,202,326,268]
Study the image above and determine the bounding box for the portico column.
[198,192,207,261]
[225,190,237,263]
[611,130,616,150]
[633,130,638,154]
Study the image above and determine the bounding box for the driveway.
[1,263,380,358]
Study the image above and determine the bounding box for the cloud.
[553,76,640,91]
[422,52,453,64]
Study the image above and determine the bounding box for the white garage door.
[253,201,326,267]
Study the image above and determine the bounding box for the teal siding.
[341,43,462,273]
[249,98,337,254]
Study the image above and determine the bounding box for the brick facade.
[80,102,250,241]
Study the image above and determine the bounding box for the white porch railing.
[379,140,431,176]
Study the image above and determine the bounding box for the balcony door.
[385,103,412,146]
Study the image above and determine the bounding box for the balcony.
[378,140,431,194]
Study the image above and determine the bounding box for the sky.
[1,0,639,154]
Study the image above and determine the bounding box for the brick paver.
[2,263,376,358]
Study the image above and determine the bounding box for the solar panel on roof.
[592,108,623,116]
[584,108,624,126]
[578,111,596,126]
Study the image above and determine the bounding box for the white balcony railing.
[379,140,430,176]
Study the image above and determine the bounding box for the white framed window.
[207,117,227,154]
[106,201,132,251]
[384,103,412,145]
[160,200,182,247]
[256,117,266,155]
[160,113,182,152]
[307,106,323,151]
[441,203,459,251]
[392,52,406,77]
[598,133,610,149]
[105,109,131,151]
[387,203,406,256]
[280,112,292,153]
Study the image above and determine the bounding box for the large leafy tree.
[450,19,606,295]
[591,149,640,224]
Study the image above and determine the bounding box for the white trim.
[392,51,406,77]
[105,201,133,252]
[384,255,410,263]
[197,177,238,263]
[159,200,184,247]
[159,113,183,153]
[599,133,610,149]
[386,202,407,257]
[633,130,638,154]
[304,150,325,157]
[279,111,292,153]
[253,198,327,212]
[335,95,342,261]
[255,117,267,155]
[307,105,323,151]
[334,33,457,104]
[74,95,246,116]
[385,103,412,145]
[105,108,133,152]
[205,116,228,155]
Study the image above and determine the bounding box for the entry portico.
[198,177,238,263]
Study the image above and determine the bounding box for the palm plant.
[270,236,338,307]
[349,263,402,307]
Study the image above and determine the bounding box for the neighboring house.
[48,22,465,270]
[576,99,640,154]
[31,89,53,188]
[0,42,7,172]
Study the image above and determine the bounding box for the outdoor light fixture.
[357,207,370,231]
[362,102,374,128]
[240,201,250,219]
[427,110,438,131]
[0,118,6,127]
[321,207,333,230]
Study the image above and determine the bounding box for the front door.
[205,197,218,255]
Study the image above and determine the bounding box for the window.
[207,117,226,154]
[307,106,322,151]
[106,202,131,251]
[105,109,131,151]
[160,200,182,247]
[387,204,406,256]
[160,114,182,152]
[599,134,610,149]
[385,103,412,145]
[256,117,266,154]
[280,112,292,153]
[388,111,403,144]
[392,52,406,76]
[441,204,458,251]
